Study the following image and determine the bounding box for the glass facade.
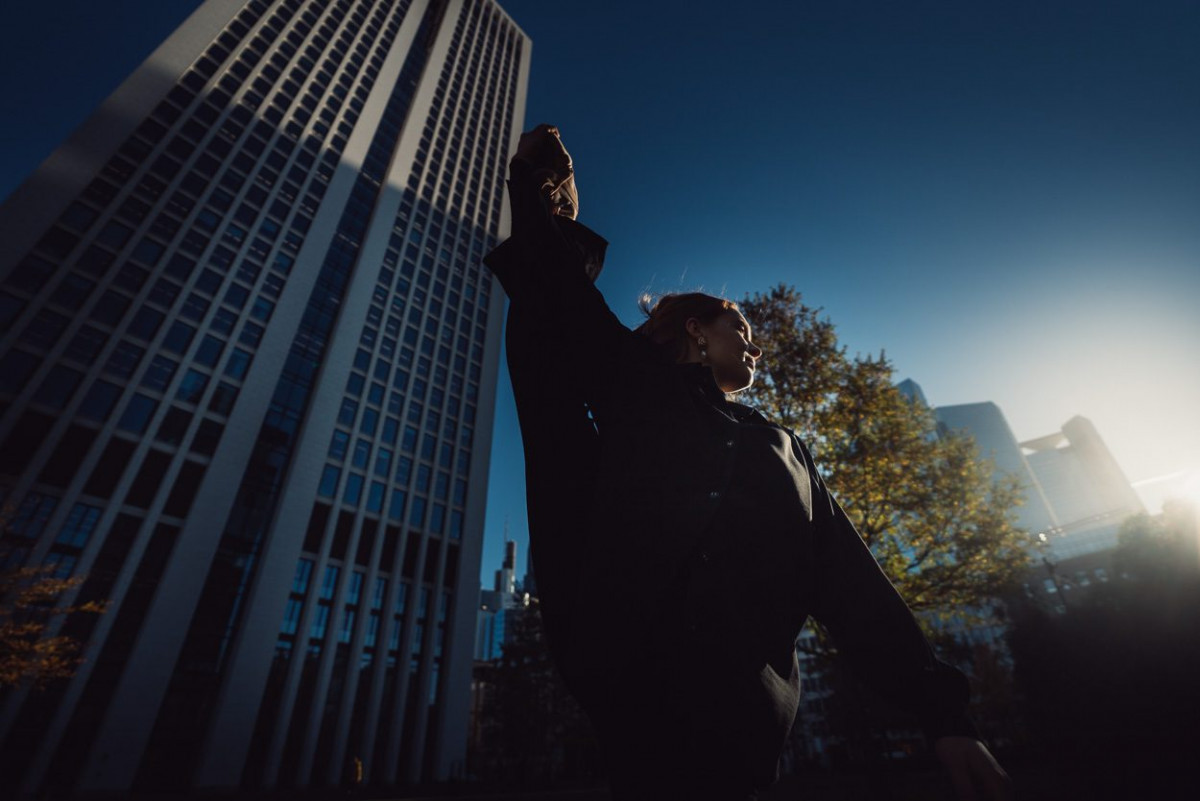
[0,0,526,794]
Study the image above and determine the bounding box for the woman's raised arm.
[484,125,650,413]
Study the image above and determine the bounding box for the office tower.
[933,401,1059,537]
[933,399,1142,559]
[0,0,528,795]
[474,539,521,661]
[1020,415,1144,558]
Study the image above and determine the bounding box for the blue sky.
[2,1,1197,586]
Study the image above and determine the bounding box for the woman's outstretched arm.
[797,435,1014,800]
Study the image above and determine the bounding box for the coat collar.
[673,362,767,424]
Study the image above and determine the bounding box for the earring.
[698,336,708,362]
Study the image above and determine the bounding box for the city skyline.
[2,0,1197,585]
[0,0,526,793]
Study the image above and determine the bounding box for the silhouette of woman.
[485,124,1014,801]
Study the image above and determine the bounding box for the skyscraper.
[1020,415,1145,559]
[933,401,1059,536]
[0,0,528,794]
[474,538,521,661]
[932,399,1143,559]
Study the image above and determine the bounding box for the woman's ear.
[684,317,703,337]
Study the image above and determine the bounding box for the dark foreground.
[92,752,1185,801]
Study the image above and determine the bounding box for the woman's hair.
[634,292,739,363]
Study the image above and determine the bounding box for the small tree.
[471,598,602,786]
[0,564,105,689]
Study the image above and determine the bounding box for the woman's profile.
[484,124,1013,801]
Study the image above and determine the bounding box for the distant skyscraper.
[928,391,1142,559]
[895,377,928,407]
[1020,415,1144,558]
[933,400,1059,536]
[474,539,521,661]
[0,0,528,795]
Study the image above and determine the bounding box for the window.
[95,221,133,250]
[352,439,371,469]
[131,238,165,267]
[117,393,158,434]
[162,322,197,355]
[190,419,224,457]
[56,503,102,549]
[328,430,349,460]
[87,288,129,323]
[129,307,166,341]
[22,310,69,350]
[164,461,205,517]
[318,463,341,499]
[238,321,264,348]
[224,283,250,309]
[344,473,364,506]
[155,406,193,446]
[211,307,238,334]
[141,355,179,392]
[194,335,225,367]
[65,326,107,363]
[148,278,182,308]
[84,438,135,498]
[9,492,59,538]
[38,425,97,488]
[208,382,239,415]
[366,482,385,514]
[113,263,149,293]
[50,274,94,311]
[196,269,224,295]
[408,497,426,528]
[0,349,39,395]
[388,489,406,522]
[176,370,209,404]
[105,341,145,379]
[78,380,121,422]
[33,366,83,409]
[125,450,171,508]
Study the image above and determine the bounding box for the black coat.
[486,194,974,794]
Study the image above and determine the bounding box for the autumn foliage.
[0,565,105,689]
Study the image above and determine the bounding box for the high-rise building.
[931,396,1143,559]
[1020,415,1144,559]
[933,401,1059,536]
[0,0,528,794]
[474,539,521,661]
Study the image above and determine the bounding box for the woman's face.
[692,310,763,393]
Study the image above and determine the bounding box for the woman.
[485,125,1013,801]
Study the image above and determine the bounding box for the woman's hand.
[934,736,1015,801]
[510,124,578,220]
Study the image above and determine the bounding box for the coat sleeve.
[483,167,654,417]
[482,169,650,672]
[796,436,978,743]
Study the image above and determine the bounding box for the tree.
[1006,500,1199,791]
[470,598,602,786]
[1112,498,1199,586]
[739,284,1032,623]
[739,285,1034,769]
[0,564,106,689]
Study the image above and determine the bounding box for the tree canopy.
[739,285,1032,622]
[0,565,105,689]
